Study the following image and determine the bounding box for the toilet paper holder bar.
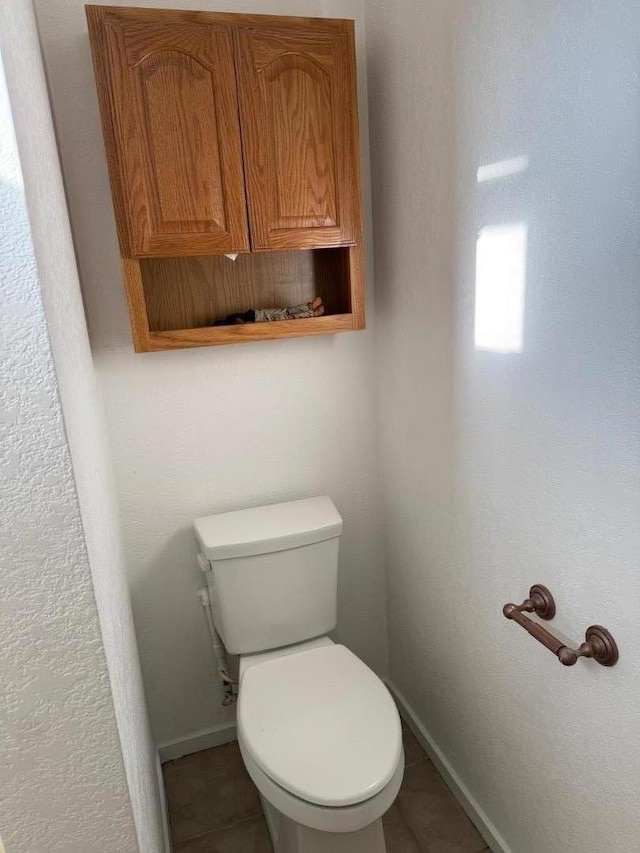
[503,585,619,667]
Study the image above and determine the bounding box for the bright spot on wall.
[477,155,530,183]
[475,223,528,354]
[0,52,24,189]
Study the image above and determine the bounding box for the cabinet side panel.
[121,259,152,352]
[86,5,134,256]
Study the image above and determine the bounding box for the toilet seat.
[238,644,402,809]
[239,735,405,834]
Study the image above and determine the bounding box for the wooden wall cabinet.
[86,5,365,351]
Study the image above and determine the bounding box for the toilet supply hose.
[197,588,238,706]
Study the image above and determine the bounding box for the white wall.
[34,0,387,748]
[0,2,166,850]
[366,2,640,852]
[0,39,138,853]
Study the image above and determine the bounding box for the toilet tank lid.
[194,496,343,560]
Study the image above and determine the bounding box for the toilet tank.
[194,497,343,655]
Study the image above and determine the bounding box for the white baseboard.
[158,721,237,763]
[387,681,512,853]
[155,750,172,853]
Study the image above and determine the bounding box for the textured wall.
[0,46,140,853]
[34,0,386,748]
[366,1,640,852]
[0,2,167,849]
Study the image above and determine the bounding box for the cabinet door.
[235,22,361,251]
[87,9,249,257]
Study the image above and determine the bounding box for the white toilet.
[194,496,404,853]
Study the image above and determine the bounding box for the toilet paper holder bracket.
[503,584,618,667]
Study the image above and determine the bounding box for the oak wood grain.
[86,6,366,351]
[149,314,355,350]
[87,7,349,31]
[87,6,249,257]
[235,21,362,250]
[348,243,366,329]
[121,257,152,352]
[140,247,353,332]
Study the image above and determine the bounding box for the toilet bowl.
[237,638,403,852]
[193,497,404,852]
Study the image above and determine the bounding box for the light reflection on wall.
[477,155,530,183]
[474,223,528,354]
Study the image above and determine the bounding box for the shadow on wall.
[364,45,395,319]
[127,522,236,742]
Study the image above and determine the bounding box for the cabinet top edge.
[84,5,354,32]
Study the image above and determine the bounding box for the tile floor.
[163,723,489,853]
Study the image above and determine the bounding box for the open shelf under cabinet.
[123,244,364,352]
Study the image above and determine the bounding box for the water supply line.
[197,587,238,705]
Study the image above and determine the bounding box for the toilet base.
[261,795,387,853]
